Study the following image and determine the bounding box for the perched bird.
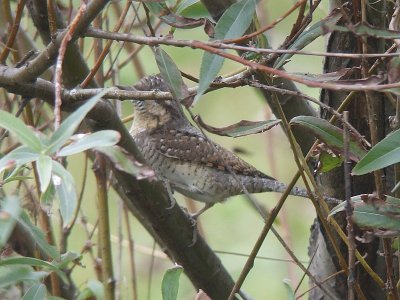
[126,75,324,216]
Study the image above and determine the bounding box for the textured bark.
[310,1,395,299]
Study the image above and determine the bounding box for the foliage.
[0,0,398,299]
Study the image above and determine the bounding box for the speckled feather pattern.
[129,75,279,203]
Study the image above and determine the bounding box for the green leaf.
[57,130,120,157]
[77,280,104,300]
[22,283,47,300]
[85,279,105,300]
[352,129,400,175]
[331,23,400,39]
[290,116,367,161]
[154,47,187,101]
[354,205,400,232]
[0,146,39,173]
[17,211,60,260]
[0,266,48,289]
[274,11,342,69]
[176,0,198,13]
[330,195,400,232]
[37,155,53,193]
[46,89,108,154]
[95,146,150,177]
[88,279,104,300]
[54,251,81,269]
[329,196,359,217]
[0,257,68,283]
[52,161,77,227]
[176,0,208,18]
[318,151,343,173]
[161,265,183,300]
[288,68,353,82]
[0,111,42,152]
[213,0,256,40]
[0,196,21,248]
[146,1,206,28]
[2,175,33,185]
[40,181,56,204]
[196,0,256,101]
[196,52,225,100]
[282,279,295,300]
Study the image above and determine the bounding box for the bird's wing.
[150,127,276,180]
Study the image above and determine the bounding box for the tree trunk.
[309,1,395,299]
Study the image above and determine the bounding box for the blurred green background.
[60,1,331,299]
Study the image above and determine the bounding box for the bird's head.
[122,75,187,131]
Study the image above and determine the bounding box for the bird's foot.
[162,179,176,209]
[181,207,199,247]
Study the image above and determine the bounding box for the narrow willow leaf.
[196,0,256,101]
[329,195,362,217]
[0,257,68,283]
[195,116,281,137]
[290,116,367,161]
[22,283,47,300]
[146,1,205,28]
[37,155,53,193]
[17,211,60,260]
[161,265,183,300]
[57,130,120,157]
[330,195,400,232]
[274,11,342,69]
[40,181,56,205]
[330,23,400,39]
[176,0,208,18]
[176,0,198,13]
[213,0,256,40]
[0,266,48,289]
[46,89,109,155]
[0,146,39,173]
[0,111,42,152]
[3,176,32,185]
[318,151,343,173]
[52,161,77,227]
[87,280,105,300]
[352,129,400,175]
[353,205,400,231]
[0,196,21,248]
[154,47,187,100]
[197,53,224,100]
[54,251,82,269]
[288,68,354,82]
[95,145,153,178]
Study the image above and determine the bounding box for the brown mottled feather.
[136,127,275,180]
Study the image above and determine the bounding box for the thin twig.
[0,0,26,64]
[80,0,132,88]
[54,4,87,129]
[343,111,355,300]
[123,208,138,300]
[85,27,400,60]
[47,0,57,39]
[224,0,307,44]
